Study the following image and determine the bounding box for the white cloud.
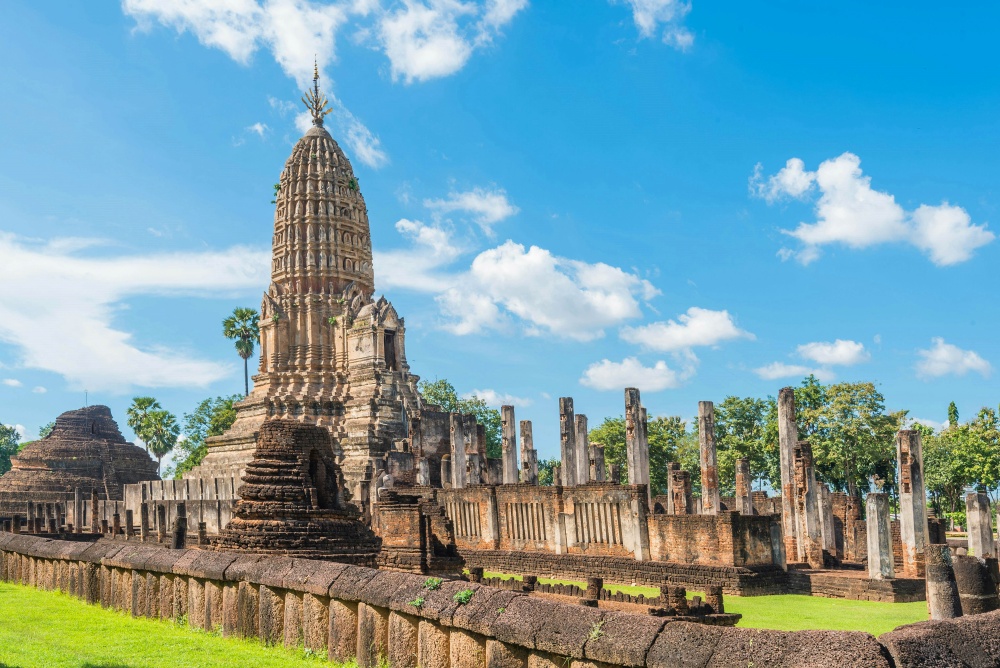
[247,122,269,137]
[2,379,22,387]
[753,362,834,382]
[613,0,693,49]
[3,424,27,441]
[752,152,994,265]
[31,386,47,394]
[797,339,870,366]
[0,233,268,393]
[439,241,658,341]
[916,338,992,380]
[424,187,518,234]
[620,307,753,352]
[374,218,464,291]
[580,356,695,392]
[463,388,533,407]
[379,0,527,83]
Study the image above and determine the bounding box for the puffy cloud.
[0,233,268,393]
[1,379,22,388]
[916,338,991,379]
[612,0,693,49]
[440,241,658,341]
[378,0,527,82]
[463,388,533,407]
[424,187,519,234]
[580,356,695,392]
[752,152,994,265]
[374,218,464,291]
[3,424,27,441]
[31,387,47,394]
[620,307,753,352]
[796,339,870,366]
[247,122,269,137]
[753,362,833,382]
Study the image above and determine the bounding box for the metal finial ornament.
[302,58,333,127]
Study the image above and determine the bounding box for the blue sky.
[1,1,998,462]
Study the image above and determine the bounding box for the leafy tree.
[223,307,260,397]
[126,397,161,452]
[921,423,968,515]
[537,457,560,486]
[0,424,21,476]
[38,421,55,439]
[169,396,240,479]
[793,374,828,439]
[713,396,776,494]
[948,402,960,428]
[145,409,180,477]
[418,379,501,458]
[955,407,1000,498]
[591,415,694,496]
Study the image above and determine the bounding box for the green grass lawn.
[484,571,928,636]
[0,582,339,668]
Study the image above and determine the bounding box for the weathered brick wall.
[0,533,940,668]
[647,512,774,567]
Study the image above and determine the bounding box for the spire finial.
[302,58,332,128]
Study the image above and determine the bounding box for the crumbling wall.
[648,512,774,567]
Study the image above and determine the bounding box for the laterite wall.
[2,534,999,668]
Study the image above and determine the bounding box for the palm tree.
[126,396,161,452]
[223,307,260,396]
[145,409,180,477]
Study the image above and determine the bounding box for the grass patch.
[0,582,341,668]
[483,571,927,635]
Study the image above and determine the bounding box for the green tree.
[590,415,694,496]
[0,424,21,476]
[947,402,960,427]
[144,409,180,477]
[126,397,161,452]
[955,407,1000,498]
[537,457,560,486]
[418,379,502,458]
[713,396,776,494]
[169,396,240,479]
[223,307,260,397]
[921,423,967,515]
[38,421,55,439]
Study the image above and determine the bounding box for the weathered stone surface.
[329,599,358,663]
[418,619,450,668]
[0,406,159,517]
[388,611,419,668]
[357,602,390,668]
[583,612,665,667]
[450,629,487,668]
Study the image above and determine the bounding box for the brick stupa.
[0,405,159,517]
[213,420,379,562]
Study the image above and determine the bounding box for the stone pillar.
[73,488,82,533]
[559,398,577,487]
[638,407,651,503]
[500,405,518,485]
[866,493,894,580]
[897,430,929,577]
[574,414,590,485]
[608,464,621,484]
[735,458,752,516]
[704,585,724,614]
[625,388,649,492]
[925,544,963,620]
[818,484,836,556]
[519,420,538,484]
[777,387,799,558]
[125,510,134,540]
[171,517,187,549]
[698,401,720,515]
[953,555,1000,615]
[416,458,430,487]
[590,443,606,482]
[966,492,996,558]
[100,519,108,534]
[198,522,208,546]
[91,490,99,534]
[140,503,149,543]
[769,518,787,570]
[665,462,677,514]
[467,453,482,485]
[112,513,121,537]
[670,468,692,515]
[156,505,167,543]
[26,501,34,533]
[551,464,562,487]
[43,503,51,533]
[794,441,824,568]
[450,413,467,489]
[439,455,451,489]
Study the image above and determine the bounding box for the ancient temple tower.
[189,68,422,500]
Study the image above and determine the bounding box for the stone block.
[222,583,239,637]
[303,593,330,653]
[260,586,287,645]
[388,611,419,668]
[450,629,487,668]
[358,602,390,668]
[188,578,206,630]
[284,591,304,649]
[418,619,450,668]
[526,653,561,668]
[583,612,665,667]
[486,639,527,668]
[205,580,224,631]
[236,581,260,639]
[329,599,359,663]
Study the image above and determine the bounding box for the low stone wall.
[4,534,1000,668]
[459,548,789,596]
[786,570,926,603]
